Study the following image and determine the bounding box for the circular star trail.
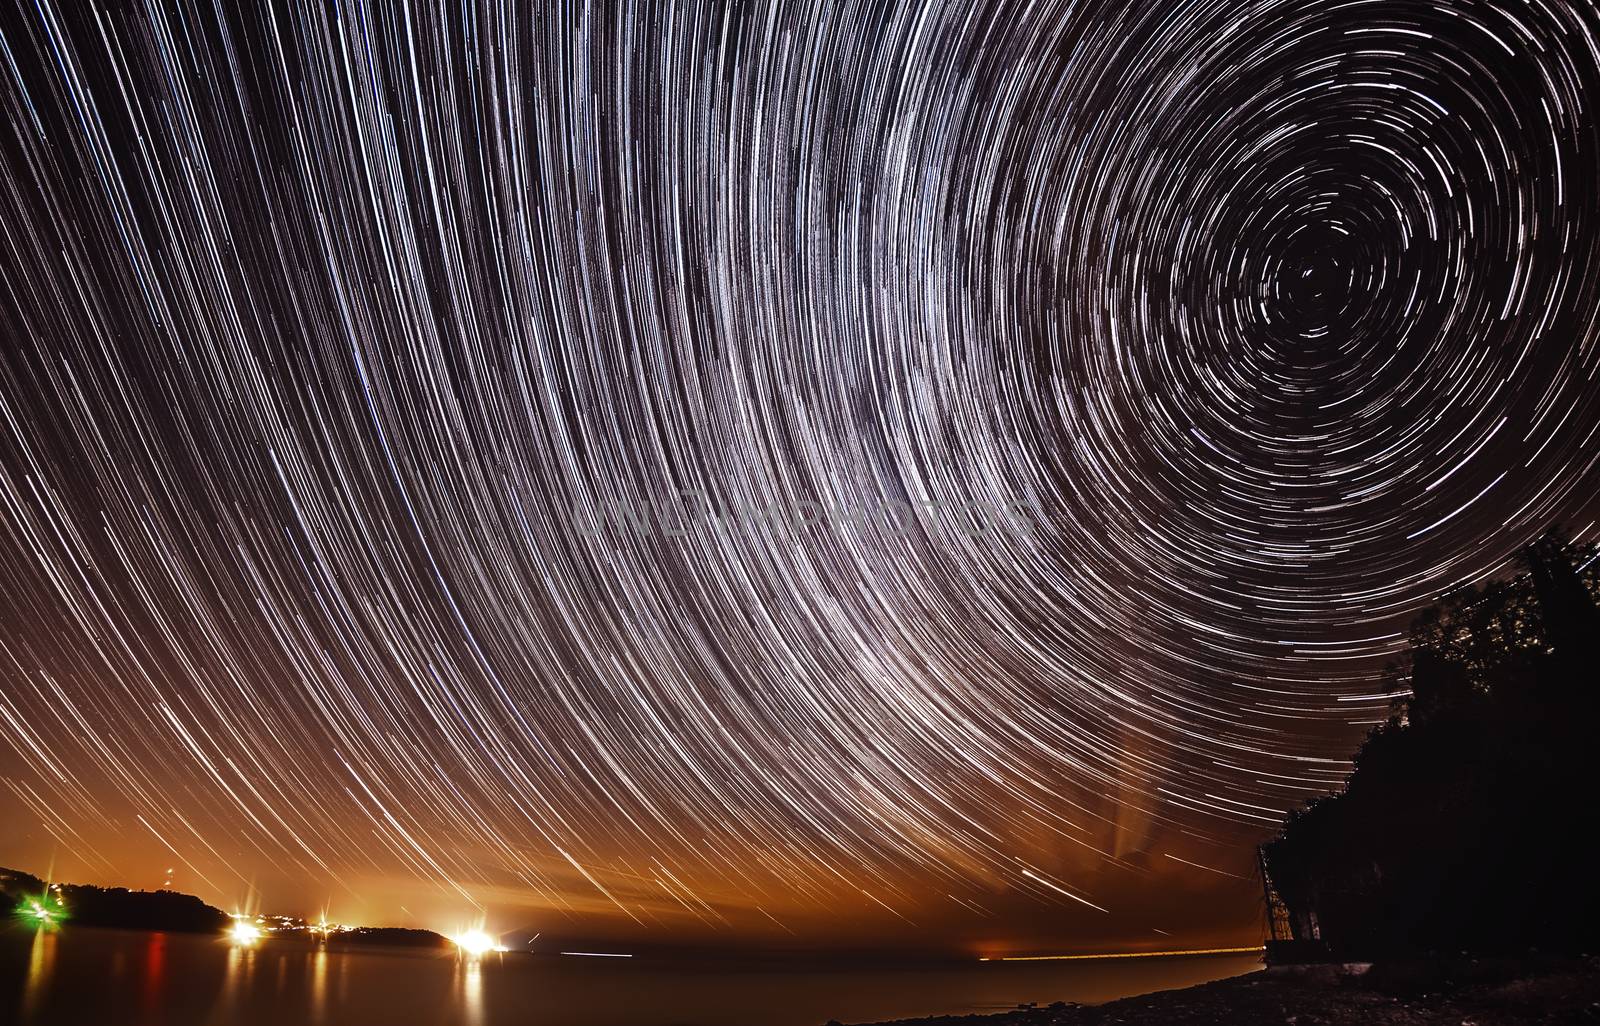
[1,0,1598,945]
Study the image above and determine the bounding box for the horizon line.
[981,945,1265,962]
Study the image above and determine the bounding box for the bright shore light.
[228,919,263,944]
[453,930,505,956]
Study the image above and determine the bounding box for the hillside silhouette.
[2,867,228,933]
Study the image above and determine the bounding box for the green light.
[16,892,66,929]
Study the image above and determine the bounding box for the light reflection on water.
[311,946,329,1024]
[459,955,485,1026]
[142,930,165,1014]
[21,928,54,1019]
[0,926,1261,1026]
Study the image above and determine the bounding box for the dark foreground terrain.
[834,957,1600,1026]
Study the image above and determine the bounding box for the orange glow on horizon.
[979,945,1264,962]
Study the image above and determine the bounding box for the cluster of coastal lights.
[227,913,352,945]
[226,913,507,957]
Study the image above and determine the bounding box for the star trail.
[1,0,1599,951]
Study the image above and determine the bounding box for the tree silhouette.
[1261,530,1599,958]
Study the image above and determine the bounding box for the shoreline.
[829,956,1600,1025]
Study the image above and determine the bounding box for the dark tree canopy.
[1262,531,1599,958]
[2,867,228,933]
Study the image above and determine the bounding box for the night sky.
[2,0,1599,956]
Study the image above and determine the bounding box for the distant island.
[329,927,452,949]
[1,866,448,948]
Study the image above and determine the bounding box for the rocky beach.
[830,958,1600,1026]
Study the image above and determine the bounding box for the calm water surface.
[0,926,1260,1026]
